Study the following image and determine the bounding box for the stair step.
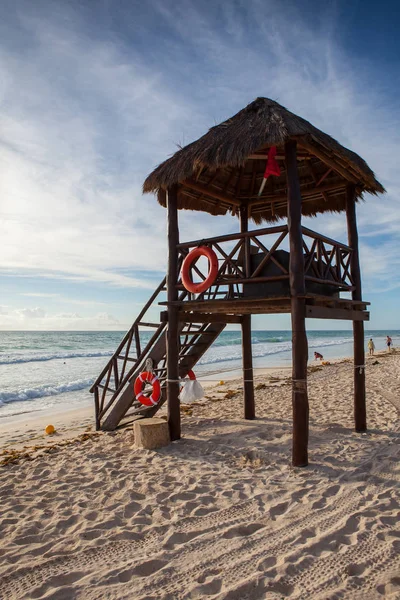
[94,274,227,429]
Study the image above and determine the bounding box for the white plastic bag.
[179,379,204,403]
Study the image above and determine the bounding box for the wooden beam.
[305,275,354,290]
[242,315,255,419]
[178,312,242,324]
[175,274,290,290]
[181,180,241,207]
[285,139,309,468]
[299,138,359,184]
[305,305,369,321]
[316,168,332,187]
[239,205,255,420]
[307,159,330,203]
[346,184,366,433]
[166,184,181,441]
[250,189,347,217]
[247,181,346,208]
[94,387,100,431]
[301,227,351,252]
[177,224,287,249]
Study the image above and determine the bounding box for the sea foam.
[0,379,94,406]
[0,350,113,366]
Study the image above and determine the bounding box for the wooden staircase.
[90,277,225,430]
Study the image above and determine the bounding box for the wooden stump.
[134,418,170,450]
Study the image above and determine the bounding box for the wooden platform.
[160,294,370,321]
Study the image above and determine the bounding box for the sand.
[0,352,399,599]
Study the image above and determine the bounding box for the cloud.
[14,307,46,319]
[20,293,60,298]
[0,307,122,330]
[0,6,198,288]
[0,0,399,325]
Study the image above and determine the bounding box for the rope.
[145,357,154,373]
[161,353,393,385]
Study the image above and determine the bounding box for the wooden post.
[285,140,309,467]
[240,205,255,419]
[166,184,181,440]
[94,387,100,431]
[346,184,366,432]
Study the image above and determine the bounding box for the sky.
[0,0,399,331]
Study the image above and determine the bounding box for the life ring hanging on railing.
[134,371,161,406]
[181,246,219,294]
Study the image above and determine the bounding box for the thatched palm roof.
[143,97,384,223]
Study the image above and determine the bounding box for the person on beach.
[314,352,323,360]
[386,335,392,352]
[368,338,375,355]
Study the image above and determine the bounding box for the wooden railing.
[92,225,354,429]
[177,225,289,300]
[301,227,354,290]
[90,278,224,429]
[176,225,353,299]
[90,278,168,429]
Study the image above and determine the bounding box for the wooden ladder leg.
[346,184,367,433]
[291,298,309,467]
[241,314,255,419]
[353,320,366,431]
[286,139,309,467]
[167,184,181,441]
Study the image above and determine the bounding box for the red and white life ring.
[134,371,161,406]
[181,246,219,294]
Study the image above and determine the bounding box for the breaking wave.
[0,350,113,366]
[0,379,94,406]
[199,336,352,365]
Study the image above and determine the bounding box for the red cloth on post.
[263,146,281,178]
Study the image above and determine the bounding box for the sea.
[0,330,398,420]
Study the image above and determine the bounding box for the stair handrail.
[89,277,166,393]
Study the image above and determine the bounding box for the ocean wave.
[0,350,113,366]
[199,336,353,366]
[0,379,94,406]
[213,335,285,346]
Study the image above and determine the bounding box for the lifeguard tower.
[90,98,384,466]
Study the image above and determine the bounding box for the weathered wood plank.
[240,206,255,420]
[166,184,181,441]
[346,184,366,433]
[305,306,369,321]
[178,312,242,324]
[181,180,241,206]
[286,139,309,468]
[177,225,288,249]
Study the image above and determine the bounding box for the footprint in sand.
[222,522,265,539]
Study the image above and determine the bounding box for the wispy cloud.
[0,306,122,330]
[0,0,399,328]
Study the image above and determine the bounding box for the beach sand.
[0,352,399,599]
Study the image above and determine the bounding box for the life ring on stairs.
[181,246,219,294]
[134,371,161,406]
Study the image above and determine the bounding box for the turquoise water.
[0,329,397,418]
